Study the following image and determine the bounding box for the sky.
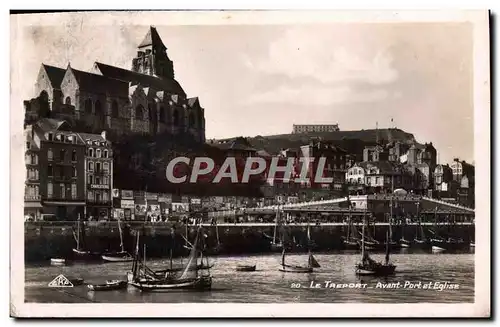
[13,14,474,165]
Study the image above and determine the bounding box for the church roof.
[42,64,66,89]
[70,67,129,96]
[94,62,186,97]
[138,26,166,49]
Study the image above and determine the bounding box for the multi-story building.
[28,118,86,220]
[78,131,113,220]
[298,140,347,190]
[363,145,389,162]
[23,26,206,143]
[292,124,340,134]
[24,126,41,220]
[450,158,475,208]
[346,161,414,195]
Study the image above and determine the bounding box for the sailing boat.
[357,211,382,250]
[128,225,212,291]
[399,220,411,248]
[413,212,429,249]
[72,215,97,258]
[355,216,396,276]
[342,200,359,250]
[279,222,320,273]
[101,218,133,262]
[269,208,284,251]
[181,220,214,270]
[386,178,400,250]
[430,208,448,252]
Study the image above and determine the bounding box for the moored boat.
[355,213,396,277]
[102,218,134,262]
[236,264,256,272]
[279,222,320,273]
[50,258,66,265]
[87,280,127,291]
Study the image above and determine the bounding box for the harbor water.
[25,250,474,303]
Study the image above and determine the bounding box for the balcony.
[92,169,110,175]
[86,198,111,204]
[25,195,41,201]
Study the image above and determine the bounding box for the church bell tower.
[132,26,175,79]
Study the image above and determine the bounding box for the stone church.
[24,26,206,143]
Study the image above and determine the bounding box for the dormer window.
[47,133,53,141]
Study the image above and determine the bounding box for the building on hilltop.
[23,26,206,143]
[292,124,340,134]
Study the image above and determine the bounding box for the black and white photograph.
[9,10,490,317]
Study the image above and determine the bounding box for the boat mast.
[389,174,394,242]
[361,211,366,260]
[76,214,81,250]
[273,208,278,244]
[385,231,390,265]
[118,218,124,253]
[347,195,351,242]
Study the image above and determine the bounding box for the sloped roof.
[70,67,129,96]
[77,132,106,143]
[357,160,406,175]
[42,64,66,89]
[94,62,186,97]
[138,26,166,49]
[35,118,70,132]
[187,97,199,107]
[212,137,257,152]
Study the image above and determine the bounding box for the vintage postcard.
[10,10,490,317]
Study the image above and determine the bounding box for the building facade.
[27,119,87,220]
[23,26,206,143]
[80,131,113,220]
[292,124,340,134]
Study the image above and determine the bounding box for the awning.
[24,202,42,208]
[43,201,86,206]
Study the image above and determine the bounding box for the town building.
[23,26,206,143]
[298,140,347,190]
[363,145,389,162]
[292,124,340,134]
[78,131,113,220]
[345,161,414,195]
[450,158,475,208]
[24,126,41,220]
[26,118,87,220]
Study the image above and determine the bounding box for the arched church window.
[65,97,71,105]
[159,106,166,123]
[173,109,179,126]
[135,105,145,120]
[111,100,119,118]
[85,99,92,114]
[188,112,195,128]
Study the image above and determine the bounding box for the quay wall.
[24,222,475,263]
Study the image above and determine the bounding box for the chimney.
[101,130,107,140]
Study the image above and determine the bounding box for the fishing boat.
[235,264,256,272]
[399,219,411,248]
[69,277,85,286]
[279,222,320,273]
[355,216,396,276]
[414,215,429,249]
[342,198,359,250]
[101,218,133,262]
[87,280,127,291]
[386,181,401,250]
[266,208,283,251]
[72,216,99,259]
[128,225,213,292]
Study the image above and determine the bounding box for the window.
[85,99,92,113]
[96,162,101,172]
[88,148,94,157]
[103,176,109,185]
[88,174,93,185]
[173,109,179,126]
[111,100,119,118]
[60,184,65,199]
[71,150,76,161]
[376,177,380,185]
[72,167,77,178]
[47,183,53,198]
[48,165,53,177]
[26,142,30,150]
[160,106,166,123]
[367,177,371,184]
[88,162,94,171]
[59,166,64,178]
[95,176,101,185]
[47,148,53,161]
[60,149,66,162]
[87,190,94,201]
[135,104,144,120]
[96,149,101,158]
[188,112,195,128]
[65,97,71,105]
[48,133,53,141]
[71,183,77,199]
[103,191,109,201]
[103,162,109,172]
[103,150,108,158]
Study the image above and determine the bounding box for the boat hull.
[87,280,127,291]
[279,265,313,273]
[355,264,396,276]
[102,252,134,262]
[236,265,256,272]
[129,276,212,292]
[343,240,359,250]
[50,258,66,265]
